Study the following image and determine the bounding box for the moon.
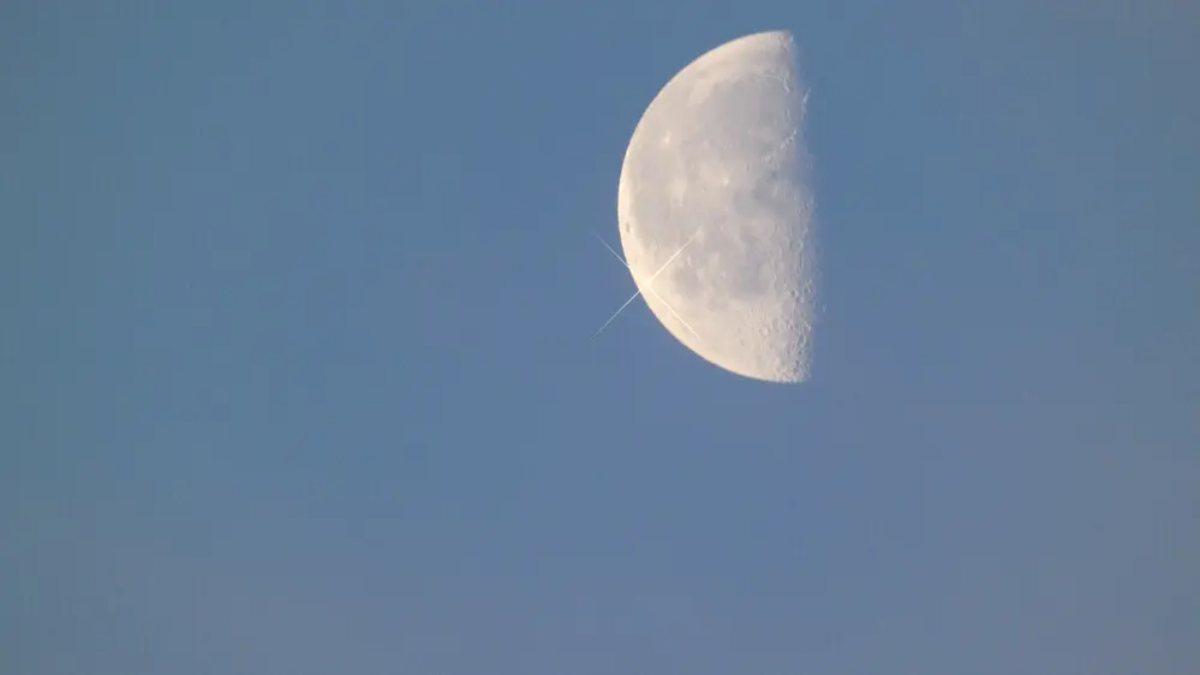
[617,31,817,383]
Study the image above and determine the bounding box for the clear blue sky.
[4,2,1198,673]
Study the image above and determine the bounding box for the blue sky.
[3,2,1198,673]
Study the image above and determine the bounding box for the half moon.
[617,31,817,383]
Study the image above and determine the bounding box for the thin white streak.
[590,287,644,340]
[649,287,702,340]
[590,231,702,341]
[591,231,627,267]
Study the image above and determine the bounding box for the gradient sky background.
[3,2,1198,673]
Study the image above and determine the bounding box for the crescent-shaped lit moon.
[617,31,817,383]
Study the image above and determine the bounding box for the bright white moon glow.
[617,30,817,383]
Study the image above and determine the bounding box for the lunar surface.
[618,31,816,383]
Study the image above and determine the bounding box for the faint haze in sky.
[3,2,1198,673]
